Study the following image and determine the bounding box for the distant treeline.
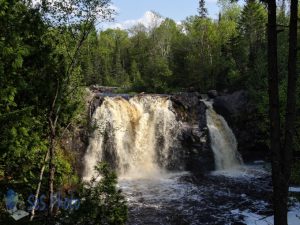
[80,1,269,93]
[77,1,300,185]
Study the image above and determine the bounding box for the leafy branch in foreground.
[61,163,128,225]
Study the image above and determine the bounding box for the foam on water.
[204,100,243,170]
[83,95,181,180]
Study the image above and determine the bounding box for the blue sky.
[112,0,219,21]
[101,0,220,29]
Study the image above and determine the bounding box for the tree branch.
[30,149,49,221]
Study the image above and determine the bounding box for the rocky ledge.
[63,87,268,177]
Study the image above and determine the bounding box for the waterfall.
[83,95,181,180]
[205,101,243,170]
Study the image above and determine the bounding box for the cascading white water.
[205,101,243,170]
[81,95,271,225]
[83,95,181,180]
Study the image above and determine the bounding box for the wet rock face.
[213,90,248,121]
[213,90,268,162]
[60,126,89,177]
[89,85,118,93]
[171,93,214,174]
[89,94,104,119]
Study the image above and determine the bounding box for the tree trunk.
[47,118,56,220]
[284,0,298,178]
[267,0,299,224]
[30,150,49,221]
[281,1,299,224]
[266,1,287,225]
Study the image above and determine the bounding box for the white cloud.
[102,11,165,30]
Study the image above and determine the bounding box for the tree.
[20,0,115,220]
[0,1,85,222]
[279,0,286,17]
[61,163,127,225]
[281,0,298,223]
[112,30,130,87]
[80,26,102,85]
[239,0,267,68]
[266,0,299,224]
[130,60,143,89]
[215,1,242,90]
[147,56,172,92]
[183,16,223,91]
[198,0,208,18]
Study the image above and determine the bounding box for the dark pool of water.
[118,165,272,225]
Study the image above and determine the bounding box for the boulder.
[207,90,218,99]
[213,90,248,122]
[171,92,215,173]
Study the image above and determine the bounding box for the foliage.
[0,0,122,223]
[61,163,128,225]
[0,0,299,223]
[0,0,51,192]
[77,3,242,93]
[198,0,208,18]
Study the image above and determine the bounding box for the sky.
[100,0,220,30]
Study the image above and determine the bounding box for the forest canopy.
[0,0,299,224]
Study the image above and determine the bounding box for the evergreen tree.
[130,60,143,88]
[198,0,208,18]
[239,0,267,66]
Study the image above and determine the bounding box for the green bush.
[61,163,128,225]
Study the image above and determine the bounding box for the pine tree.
[130,60,143,85]
[239,0,267,68]
[198,0,208,18]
